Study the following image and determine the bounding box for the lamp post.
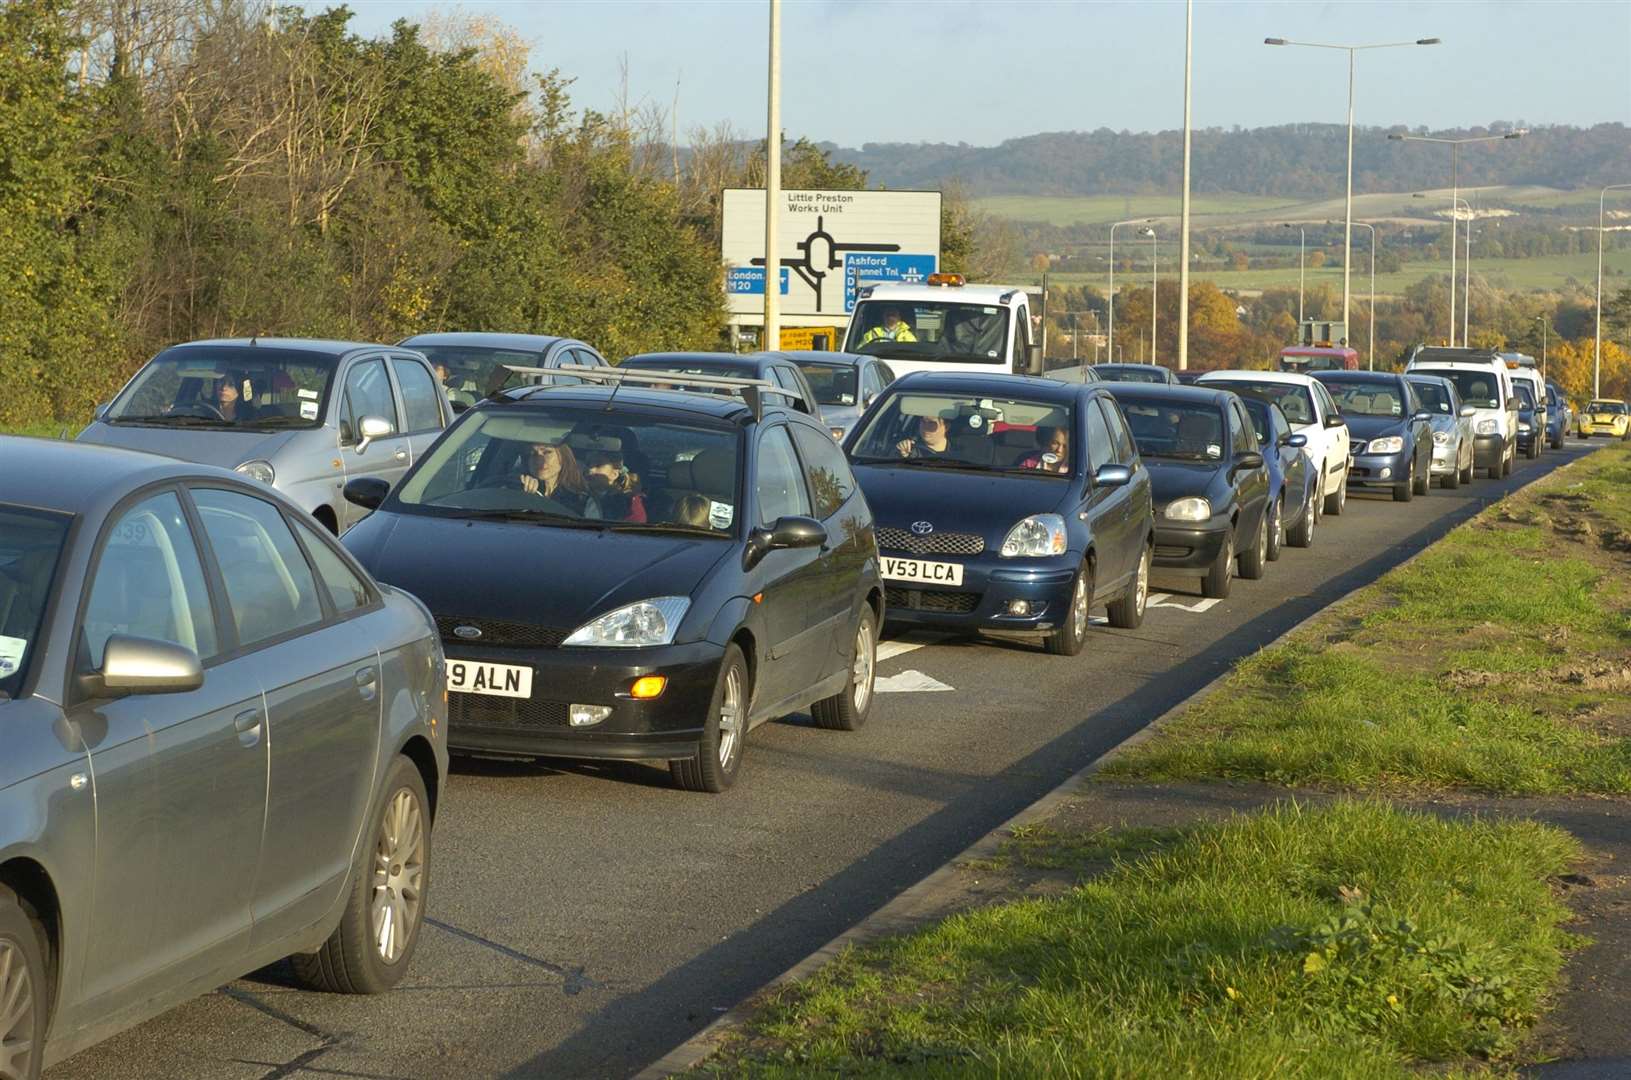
[1597,183,1631,400]
[1107,217,1156,370]
[1149,227,1159,365]
[1177,0,1194,370]
[1390,129,1524,346]
[762,0,782,350]
[1352,221,1377,370]
[1266,35,1439,343]
[1282,223,1305,327]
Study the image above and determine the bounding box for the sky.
[321,0,1631,146]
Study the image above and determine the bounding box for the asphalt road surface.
[50,439,1604,1080]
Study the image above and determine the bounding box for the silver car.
[78,338,451,533]
[399,332,611,414]
[1405,373,1477,489]
[0,437,447,1079]
[778,350,896,440]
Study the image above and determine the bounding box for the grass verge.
[1102,443,1631,796]
[698,801,1578,1078]
[1,421,78,439]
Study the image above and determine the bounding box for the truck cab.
[842,275,1040,379]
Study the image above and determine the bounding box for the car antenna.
[602,366,625,413]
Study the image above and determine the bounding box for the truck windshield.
[845,300,1009,365]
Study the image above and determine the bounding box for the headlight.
[563,597,691,647]
[1365,436,1404,454]
[1163,496,1212,522]
[235,459,275,485]
[1476,419,1498,435]
[1432,431,1450,446]
[1518,422,1532,433]
[999,514,1068,558]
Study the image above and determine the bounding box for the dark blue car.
[844,372,1154,656]
[1313,370,1434,503]
[1235,392,1318,554]
[1513,380,1543,459]
[1545,380,1569,449]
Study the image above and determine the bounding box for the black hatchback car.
[845,371,1154,655]
[1104,384,1272,599]
[341,373,882,793]
[1313,370,1434,502]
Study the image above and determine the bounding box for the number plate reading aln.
[446,660,533,699]
[880,557,964,586]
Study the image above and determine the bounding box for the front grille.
[876,527,986,556]
[435,615,568,649]
[1154,544,1190,559]
[448,694,570,730]
[886,586,980,614]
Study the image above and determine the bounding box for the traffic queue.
[0,284,1581,1076]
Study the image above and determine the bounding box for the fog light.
[1006,599,1031,616]
[1378,467,1392,479]
[569,704,612,727]
[629,675,668,699]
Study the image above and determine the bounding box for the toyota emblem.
[452,625,483,640]
[910,521,934,535]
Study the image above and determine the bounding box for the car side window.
[769,366,804,410]
[291,516,373,616]
[790,424,856,520]
[573,347,607,368]
[1101,398,1138,465]
[755,426,812,525]
[1314,381,1339,422]
[1084,399,1114,472]
[1230,402,1255,452]
[341,358,398,442]
[391,357,443,433]
[193,488,324,647]
[81,491,219,669]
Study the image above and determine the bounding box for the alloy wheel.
[717,666,744,769]
[851,619,875,713]
[1257,513,1268,563]
[1072,571,1090,640]
[0,940,36,1080]
[371,789,425,966]
[1135,547,1150,615]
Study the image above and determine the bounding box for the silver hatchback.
[0,437,447,1079]
[78,339,451,533]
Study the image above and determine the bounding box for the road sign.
[842,253,940,313]
[725,266,789,296]
[779,326,840,351]
[723,189,941,320]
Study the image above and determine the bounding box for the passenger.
[860,307,917,345]
[519,441,596,514]
[584,450,647,522]
[1019,426,1070,473]
[670,493,713,528]
[894,415,957,460]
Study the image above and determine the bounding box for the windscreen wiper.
[601,522,725,537]
[112,414,235,427]
[448,508,606,528]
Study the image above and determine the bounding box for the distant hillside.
[822,123,1631,200]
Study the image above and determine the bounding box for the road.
[49,440,1602,1080]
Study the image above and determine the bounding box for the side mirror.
[1093,464,1133,488]
[86,634,204,697]
[94,401,110,421]
[355,415,393,452]
[1323,413,1345,429]
[1026,342,1042,375]
[344,477,391,511]
[1506,397,1521,411]
[744,515,826,569]
[1459,404,1476,418]
[1413,410,1433,422]
[450,400,470,415]
[1281,432,1308,449]
[1234,451,1265,471]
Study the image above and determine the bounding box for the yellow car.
[1577,399,1630,439]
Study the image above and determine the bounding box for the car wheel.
[0,886,47,1080]
[1045,561,1094,656]
[1324,471,1346,516]
[1412,455,1431,495]
[1239,509,1268,580]
[1266,496,1285,562]
[1393,461,1413,502]
[292,756,430,994]
[1527,437,1540,460]
[1108,544,1150,629]
[1202,529,1234,599]
[1288,493,1315,548]
[812,607,876,731]
[672,644,748,792]
[1503,443,1514,476]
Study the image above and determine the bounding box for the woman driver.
[519,441,596,514]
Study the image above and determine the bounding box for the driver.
[894,414,957,460]
[860,307,917,345]
[518,441,598,515]
[215,373,256,422]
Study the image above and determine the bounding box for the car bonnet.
[850,462,1074,544]
[77,422,301,471]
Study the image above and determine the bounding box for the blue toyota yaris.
[843,372,1154,655]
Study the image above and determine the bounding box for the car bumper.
[1152,523,1229,570]
[881,551,1078,632]
[1473,433,1506,468]
[1347,449,1411,487]
[1579,422,1626,437]
[443,640,723,761]
[1516,426,1538,450]
[1429,439,1458,474]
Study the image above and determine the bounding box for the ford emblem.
[452,625,483,640]
[910,521,934,535]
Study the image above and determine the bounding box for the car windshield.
[106,347,336,429]
[850,392,1074,475]
[1408,380,1455,415]
[1320,379,1405,418]
[412,345,548,406]
[1412,368,1501,409]
[1096,366,1170,384]
[843,300,1010,364]
[791,361,859,407]
[391,405,742,534]
[1588,401,1628,415]
[1203,380,1315,425]
[1114,398,1227,461]
[1513,382,1536,408]
[0,506,71,700]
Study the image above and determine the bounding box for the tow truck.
[842,273,1041,378]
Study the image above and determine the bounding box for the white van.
[842,275,1039,379]
[1404,347,1520,478]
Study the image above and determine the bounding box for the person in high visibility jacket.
[860,307,917,345]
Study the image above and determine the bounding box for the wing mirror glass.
[344,477,391,511]
[1323,413,1345,428]
[1459,404,1476,418]
[355,415,393,452]
[89,634,204,697]
[1094,464,1133,488]
[1281,432,1309,448]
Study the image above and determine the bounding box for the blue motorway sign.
[843,253,938,312]
[726,266,790,295]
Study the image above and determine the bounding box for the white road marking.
[875,640,928,662]
[1147,592,1222,614]
[874,669,955,693]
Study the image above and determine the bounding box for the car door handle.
[393,449,409,462]
[356,666,378,701]
[234,707,262,747]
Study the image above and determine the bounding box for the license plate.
[446,660,533,698]
[881,556,964,586]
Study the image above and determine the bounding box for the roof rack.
[501,363,799,421]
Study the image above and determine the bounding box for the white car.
[1196,370,1352,516]
[1404,348,1520,479]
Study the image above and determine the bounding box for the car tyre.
[1239,509,1268,580]
[1265,496,1285,562]
[1527,437,1540,460]
[292,755,430,995]
[1288,493,1315,548]
[812,607,876,731]
[1202,529,1234,599]
[1108,544,1150,629]
[1323,472,1346,516]
[672,643,748,792]
[1441,456,1460,489]
[0,886,47,1080]
[1393,461,1413,502]
[1412,456,1431,495]
[1045,561,1094,656]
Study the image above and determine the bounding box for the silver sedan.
[0,436,447,1079]
[1405,373,1477,489]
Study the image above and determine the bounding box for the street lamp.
[1282,223,1305,327]
[1148,227,1159,365]
[1412,191,1474,345]
[1351,221,1377,370]
[1390,129,1525,345]
[1107,217,1156,368]
[1596,183,1631,399]
[1266,35,1439,343]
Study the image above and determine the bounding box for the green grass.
[700,801,1579,1077]
[973,193,1301,227]
[1103,444,1631,795]
[0,421,76,439]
